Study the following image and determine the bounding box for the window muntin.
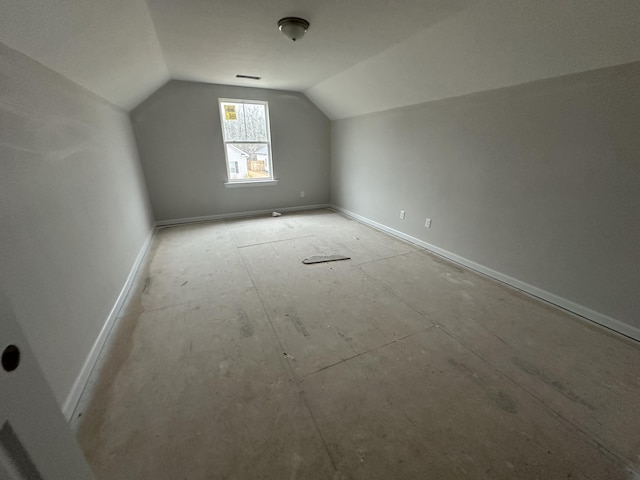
[219,99,274,182]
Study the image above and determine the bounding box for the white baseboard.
[156,204,331,227]
[62,228,155,421]
[330,205,640,342]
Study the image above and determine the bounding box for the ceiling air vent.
[236,74,261,80]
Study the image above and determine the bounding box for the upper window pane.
[220,102,268,142]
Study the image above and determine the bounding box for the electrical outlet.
[425,218,432,228]
[400,210,406,219]
[300,191,305,198]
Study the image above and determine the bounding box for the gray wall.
[131,81,330,222]
[0,42,154,407]
[331,62,640,331]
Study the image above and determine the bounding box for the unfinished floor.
[73,209,640,479]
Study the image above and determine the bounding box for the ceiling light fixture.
[278,17,309,42]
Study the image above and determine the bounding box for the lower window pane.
[226,143,270,180]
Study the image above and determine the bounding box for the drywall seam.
[62,227,156,421]
[155,204,331,227]
[330,205,640,343]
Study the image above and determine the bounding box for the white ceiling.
[0,0,639,117]
[146,0,468,91]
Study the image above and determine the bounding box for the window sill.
[224,180,279,188]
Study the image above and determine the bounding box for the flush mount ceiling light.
[278,17,310,42]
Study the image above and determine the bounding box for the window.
[218,99,275,185]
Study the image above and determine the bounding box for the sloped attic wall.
[0,42,154,413]
[131,81,330,223]
[330,62,640,337]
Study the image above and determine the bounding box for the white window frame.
[218,98,277,187]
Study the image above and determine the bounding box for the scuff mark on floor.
[288,314,310,337]
[448,358,518,414]
[237,309,254,338]
[142,276,152,294]
[511,356,596,411]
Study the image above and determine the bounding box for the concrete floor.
[73,209,640,479]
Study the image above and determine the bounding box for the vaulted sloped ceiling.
[1,0,639,117]
[307,0,640,119]
[0,0,169,110]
